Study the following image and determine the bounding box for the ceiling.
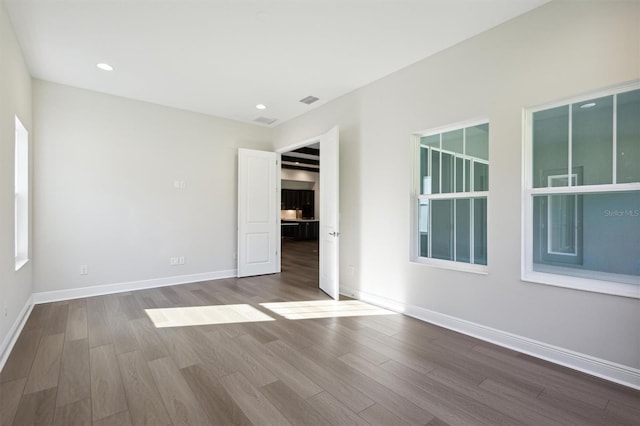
[5,0,550,126]
[282,146,320,172]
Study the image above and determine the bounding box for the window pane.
[466,123,489,161]
[464,159,470,192]
[533,195,582,266]
[455,157,464,192]
[441,152,454,193]
[473,198,487,265]
[421,134,440,148]
[474,162,489,192]
[532,196,544,264]
[442,129,463,154]
[582,192,639,278]
[431,150,440,194]
[419,199,429,257]
[431,200,453,261]
[572,96,613,185]
[533,106,569,188]
[420,147,429,195]
[617,89,640,183]
[548,194,578,255]
[533,191,640,284]
[456,199,471,263]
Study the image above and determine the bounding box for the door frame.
[276,132,333,294]
[276,135,323,156]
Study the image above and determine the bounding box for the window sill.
[412,257,488,275]
[522,269,640,299]
[15,257,29,272]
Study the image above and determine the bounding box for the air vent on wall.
[299,96,319,105]
[254,116,278,125]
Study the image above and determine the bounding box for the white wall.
[281,168,320,219]
[33,81,272,294]
[273,0,640,374]
[0,1,33,363]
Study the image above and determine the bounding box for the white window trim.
[15,116,29,271]
[410,118,489,274]
[521,81,640,299]
[546,174,578,257]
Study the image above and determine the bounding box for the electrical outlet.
[170,257,178,265]
[349,265,355,276]
[80,265,88,275]
[179,256,185,265]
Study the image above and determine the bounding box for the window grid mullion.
[568,104,573,187]
[463,128,466,192]
[453,153,457,194]
[528,182,640,195]
[453,200,457,262]
[613,93,617,184]
[470,197,475,264]
[470,160,475,192]
[428,199,432,259]
[418,192,489,200]
[439,134,442,194]
[428,146,432,258]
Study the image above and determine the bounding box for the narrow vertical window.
[15,116,29,270]
[413,120,489,273]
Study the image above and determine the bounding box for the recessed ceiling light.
[256,104,267,110]
[96,63,114,71]
[580,102,596,109]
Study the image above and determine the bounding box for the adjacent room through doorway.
[280,144,320,290]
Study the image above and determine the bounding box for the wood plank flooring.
[1,239,639,425]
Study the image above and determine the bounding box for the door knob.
[329,232,341,237]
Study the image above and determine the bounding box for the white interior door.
[237,148,280,277]
[319,126,340,299]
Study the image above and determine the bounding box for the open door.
[237,148,280,277]
[319,126,340,299]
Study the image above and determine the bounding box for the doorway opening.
[280,143,320,290]
[238,126,338,298]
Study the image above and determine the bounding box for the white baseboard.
[0,295,34,372]
[340,286,640,390]
[33,269,237,304]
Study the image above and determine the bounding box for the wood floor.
[2,240,639,425]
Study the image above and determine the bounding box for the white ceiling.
[5,0,550,126]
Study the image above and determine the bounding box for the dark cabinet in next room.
[281,220,319,240]
[281,189,297,210]
[281,189,314,217]
[297,221,319,240]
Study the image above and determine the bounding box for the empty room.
[1,0,639,425]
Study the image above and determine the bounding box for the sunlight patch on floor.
[145,304,275,328]
[260,300,397,320]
